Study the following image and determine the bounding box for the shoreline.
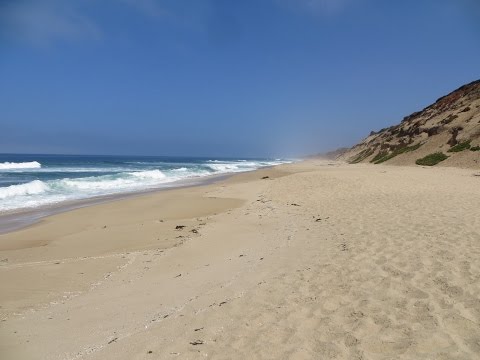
[1,159,479,360]
[0,170,248,235]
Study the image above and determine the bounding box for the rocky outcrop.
[337,80,480,168]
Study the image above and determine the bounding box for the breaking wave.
[0,161,41,170]
[0,180,49,199]
[0,159,291,212]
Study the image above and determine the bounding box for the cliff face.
[338,80,480,168]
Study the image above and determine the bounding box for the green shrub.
[415,152,449,166]
[349,148,374,164]
[397,142,423,153]
[370,151,388,163]
[373,143,423,164]
[470,146,480,152]
[374,153,397,164]
[448,141,471,152]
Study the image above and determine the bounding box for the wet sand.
[0,172,231,235]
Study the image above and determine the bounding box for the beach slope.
[1,160,480,359]
[338,79,480,168]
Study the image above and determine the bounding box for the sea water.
[0,154,290,213]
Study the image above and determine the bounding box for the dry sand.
[1,160,480,359]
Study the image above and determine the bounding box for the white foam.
[0,161,41,170]
[0,159,292,212]
[0,180,49,199]
[56,177,131,191]
[52,170,168,193]
[207,163,242,173]
[33,167,129,173]
[129,169,167,180]
[206,160,272,173]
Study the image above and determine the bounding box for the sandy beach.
[1,160,480,359]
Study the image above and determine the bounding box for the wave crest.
[207,164,241,172]
[128,170,167,179]
[0,161,41,170]
[0,159,291,212]
[0,180,49,199]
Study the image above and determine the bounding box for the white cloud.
[0,0,101,46]
[0,0,175,46]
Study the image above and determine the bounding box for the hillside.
[338,80,480,168]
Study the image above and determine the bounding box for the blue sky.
[1,0,479,157]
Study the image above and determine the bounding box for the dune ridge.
[338,80,480,168]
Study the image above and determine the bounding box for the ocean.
[0,154,290,213]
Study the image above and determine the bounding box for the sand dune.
[338,79,480,168]
[1,161,480,359]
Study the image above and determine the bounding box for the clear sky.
[1,0,479,157]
